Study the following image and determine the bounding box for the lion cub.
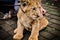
[13,0,48,40]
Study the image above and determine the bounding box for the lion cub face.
[20,0,43,19]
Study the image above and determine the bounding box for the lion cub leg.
[13,20,24,40]
[29,21,40,40]
[39,17,48,30]
[14,28,17,33]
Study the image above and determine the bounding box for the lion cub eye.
[22,2,27,7]
[33,7,36,10]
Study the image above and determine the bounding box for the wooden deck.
[0,1,60,40]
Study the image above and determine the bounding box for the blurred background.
[0,0,60,40]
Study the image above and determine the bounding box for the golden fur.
[13,0,48,40]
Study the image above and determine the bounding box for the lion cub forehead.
[20,0,41,2]
[20,0,41,5]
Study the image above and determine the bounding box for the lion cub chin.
[13,0,48,40]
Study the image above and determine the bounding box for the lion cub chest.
[20,14,33,30]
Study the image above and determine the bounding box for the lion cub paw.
[28,36,38,40]
[13,33,23,40]
[14,28,17,33]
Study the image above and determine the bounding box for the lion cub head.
[20,0,43,19]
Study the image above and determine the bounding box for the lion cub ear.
[28,0,41,4]
[39,0,41,4]
[36,0,41,4]
[32,0,41,3]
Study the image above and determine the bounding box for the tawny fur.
[13,0,48,40]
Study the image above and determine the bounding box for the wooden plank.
[45,27,60,37]
[40,31,55,40]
